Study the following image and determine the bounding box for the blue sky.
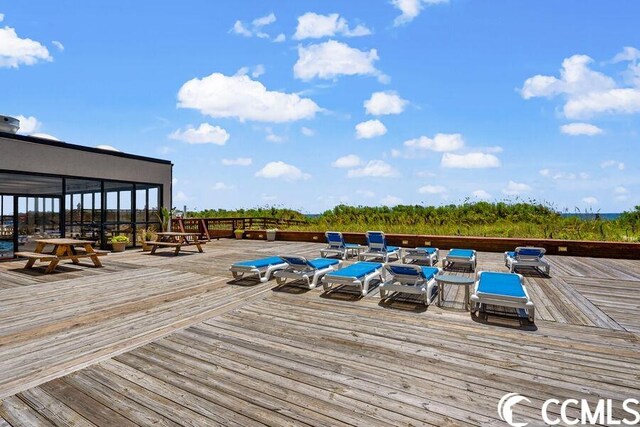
[2,1,639,213]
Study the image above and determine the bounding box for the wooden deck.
[0,240,639,426]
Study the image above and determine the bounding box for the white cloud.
[404,133,464,152]
[252,13,276,28]
[614,186,629,194]
[612,47,640,87]
[0,26,52,68]
[614,186,629,201]
[392,0,449,26]
[364,91,408,115]
[212,182,234,191]
[95,145,120,152]
[52,40,64,51]
[222,157,252,166]
[231,21,252,37]
[273,33,286,43]
[230,13,277,39]
[293,40,387,83]
[601,160,625,170]
[502,181,531,196]
[582,196,598,205]
[252,64,265,78]
[418,185,446,194]
[441,152,501,169]
[560,122,603,136]
[293,13,371,40]
[380,195,403,206]
[169,123,230,145]
[30,133,59,141]
[347,160,398,178]
[265,130,283,143]
[540,168,589,181]
[564,89,640,118]
[174,191,191,202]
[177,72,321,123]
[521,53,640,119]
[472,190,492,200]
[301,126,315,137]
[332,154,362,168]
[612,46,640,63]
[355,119,387,139]
[255,161,310,181]
[15,115,41,134]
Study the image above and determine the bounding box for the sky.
[2,1,639,213]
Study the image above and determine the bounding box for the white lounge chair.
[471,271,535,322]
[320,231,363,260]
[322,261,384,297]
[380,264,441,305]
[402,247,439,266]
[504,247,550,275]
[229,256,288,282]
[274,255,342,289]
[359,231,400,263]
[443,248,477,271]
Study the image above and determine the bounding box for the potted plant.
[234,229,244,240]
[111,235,129,252]
[155,206,176,232]
[266,228,277,241]
[138,228,157,251]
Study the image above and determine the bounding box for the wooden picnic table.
[147,232,205,255]
[16,238,107,274]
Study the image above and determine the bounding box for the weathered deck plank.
[1,240,640,426]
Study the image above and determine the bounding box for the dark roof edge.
[0,131,173,165]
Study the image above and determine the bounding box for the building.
[0,130,173,258]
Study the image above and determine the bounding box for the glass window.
[136,189,147,222]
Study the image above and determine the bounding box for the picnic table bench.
[16,239,107,274]
[146,232,205,255]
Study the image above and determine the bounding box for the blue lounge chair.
[322,261,384,297]
[229,256,288,282]
[471,271,535,322]
[443,248,476,271]
[380,264,441,305]
[320,231,363,260]
[358,231,400,263]
[504,247,550,275]
[402,247,439,266]
[274,255,342,289]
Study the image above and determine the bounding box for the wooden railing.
[171,217,308,239]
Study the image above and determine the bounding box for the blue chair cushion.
[421,267,439,281]
[367,232,385,244]
[477,272,526,298]
[415,247,437,254]
[345,243,361,248]
[517,248,544,257]
[327,262,382,279]
[386,246,399,252]
[234,256,284,268]
[308,258,340,269]
[505,251,516,259]
[447,249,475,259]
[326,232,344,244]
[387,265,438,281]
